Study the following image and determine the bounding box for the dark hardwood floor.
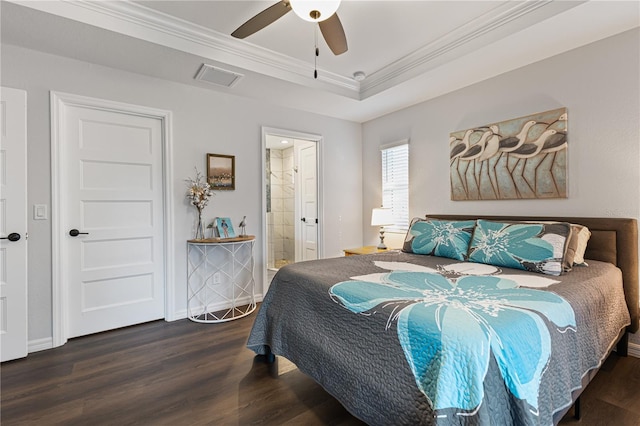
[2,314,639,425]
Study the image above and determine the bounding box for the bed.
[247,215,638,425]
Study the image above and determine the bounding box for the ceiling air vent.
[195,64,244,88]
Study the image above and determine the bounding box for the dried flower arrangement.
[186,168,214,239]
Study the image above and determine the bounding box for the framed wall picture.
[449,107,567,200]
[207,153,235,190]
[215,217,236,239]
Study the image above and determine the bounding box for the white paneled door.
[297,141,317,261]
[54,94,166,339]
[0,87,28,362]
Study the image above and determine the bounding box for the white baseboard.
[25,294,265,356]
[28,337,53,353]
[629,342,640,358]
[27,296,267,354]
[172,309,188,320]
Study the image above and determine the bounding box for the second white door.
[55,94,166,338]
[296,141,317,261]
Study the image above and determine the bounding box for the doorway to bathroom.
[262,127,322,292]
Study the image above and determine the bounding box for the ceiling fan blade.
[231,1,291,39]
[318,13,348,55]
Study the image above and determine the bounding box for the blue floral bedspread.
[247,252,630,425]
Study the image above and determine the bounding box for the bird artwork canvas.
[450,107,567,200]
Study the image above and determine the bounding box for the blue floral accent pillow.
[468,220,571,276]
[403,218,476,260]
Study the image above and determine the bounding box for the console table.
[187,236,256,323]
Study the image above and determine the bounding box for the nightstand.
[343,246,395,256]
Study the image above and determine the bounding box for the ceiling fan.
[231,0,348,56]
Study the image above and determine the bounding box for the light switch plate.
[34,204,48,220]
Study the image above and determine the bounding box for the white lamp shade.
[371,207,394,227]
[290,0,341,22]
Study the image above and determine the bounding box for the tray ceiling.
[2,1,638,122]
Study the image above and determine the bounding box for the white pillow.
[571,225,591,265]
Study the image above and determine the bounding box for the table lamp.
[371,207,394,249]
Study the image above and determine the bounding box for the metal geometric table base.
[187,238,256,323]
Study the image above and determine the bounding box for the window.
[381,141,409,231]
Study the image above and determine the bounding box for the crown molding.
[360,0,573,99]
[82,1,360,88]
[10,0,360,97]
[8,0,582,101]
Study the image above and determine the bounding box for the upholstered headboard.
[427,215,639,333]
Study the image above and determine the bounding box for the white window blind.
[381,142,409,231]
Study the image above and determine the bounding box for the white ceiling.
[2,1,639,122]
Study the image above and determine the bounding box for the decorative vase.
[195,210,205,240]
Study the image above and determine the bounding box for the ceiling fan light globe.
[290,0,341,22]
